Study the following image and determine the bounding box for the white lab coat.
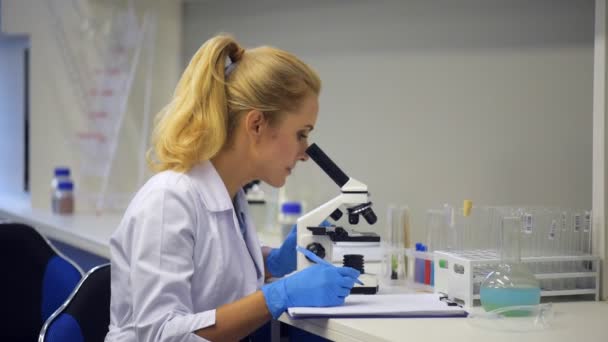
[105,161,265,342]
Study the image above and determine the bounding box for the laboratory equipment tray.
[433,249,600,308]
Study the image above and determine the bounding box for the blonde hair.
[147,34,321,173]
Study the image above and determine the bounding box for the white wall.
[183,0,594,243]
[1,0,182,211]
[0,36,28,195]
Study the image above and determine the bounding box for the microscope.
[297,143,380,294]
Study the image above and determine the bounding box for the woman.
[105,35,360,342]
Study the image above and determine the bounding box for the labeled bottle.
[52,181,74,215]
[279,201,302,240]
[51,167,71,191]
[51,167,71,210]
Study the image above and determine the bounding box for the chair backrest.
[40,263,111,342]
[0,223,82,341]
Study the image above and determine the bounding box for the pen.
[296,246,365,285]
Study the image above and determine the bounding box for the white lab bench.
[0,194,286,259]
[2,194,607,342]
[280,300,608,342]
[0,193,117,258]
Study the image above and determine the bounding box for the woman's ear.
[244,109,266,140]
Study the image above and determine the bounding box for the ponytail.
[148,35,244,172]
[148,34,320,173]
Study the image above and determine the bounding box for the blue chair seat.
[40,263,111,342]
[0,223,82,341]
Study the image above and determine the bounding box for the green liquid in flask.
[479,216,541,317]
[480,287,541,316]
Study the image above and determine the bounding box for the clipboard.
[287,293,467,319]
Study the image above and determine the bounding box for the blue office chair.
[39,263,111,342]
[0,222,83,341]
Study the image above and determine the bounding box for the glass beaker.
[480,216,540,315]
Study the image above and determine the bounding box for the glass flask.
[480,216,540,315]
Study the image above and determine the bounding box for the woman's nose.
[298,147,309,162]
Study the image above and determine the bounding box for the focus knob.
[306,242,326,261]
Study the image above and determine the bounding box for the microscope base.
[350,273,379,294]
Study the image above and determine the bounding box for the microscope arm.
[297,194,342,234]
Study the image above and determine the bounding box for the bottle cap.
[54,167,70,177]
[281,201,302,215]
[463,200,472,217]
[57,181,74,191]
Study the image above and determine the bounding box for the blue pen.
[296,246,364,285]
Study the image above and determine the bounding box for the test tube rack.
[433,249,600,308]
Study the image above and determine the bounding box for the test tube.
[521,209,533,259]
[443,204,457,252]
[577,209,593,289]
[547,209,561,290]
[400,206,410,282]
[426,210,445,286]
[582,210,593,288]
[537,208,552,289]
[382,205,407,283]
[560,210,575,289]
[479,206,494,253]
[382,205,396,281]
[582,210,592,256]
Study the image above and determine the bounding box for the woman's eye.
[298,133,308,141]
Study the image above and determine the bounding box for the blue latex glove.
[266,220,331,277]
[261,264,360,319]
[266,225,297,277]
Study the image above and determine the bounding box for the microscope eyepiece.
[306,143,349,187]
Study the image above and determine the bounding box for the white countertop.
[0,193,119,257]
[280,300,608,342]
[0,193,286,258]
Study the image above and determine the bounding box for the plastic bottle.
[51,167,72,211]
[51,167,71,191]
[278,201,302,240]
[415,243,424,283]
[52,181,74,215]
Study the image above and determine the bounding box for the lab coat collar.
[188,161,234,212]
[189,161,265,285]
[234,188,265,282]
